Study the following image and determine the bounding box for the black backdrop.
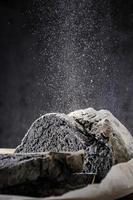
[0,0,133,147]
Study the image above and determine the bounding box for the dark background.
[0,0,133,147]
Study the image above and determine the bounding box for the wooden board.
[0,148,15,154]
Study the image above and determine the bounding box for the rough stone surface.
[68,108,133,163]
[15,108,133,181]
[0,151,95,197]
[1,108,133,198]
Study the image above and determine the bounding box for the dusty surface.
[1,108,133,199]
[15,109,115,180]
[15,108,133,179]
[0,159,133,200]
[43,159,133,200]
[0,151,95,197]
